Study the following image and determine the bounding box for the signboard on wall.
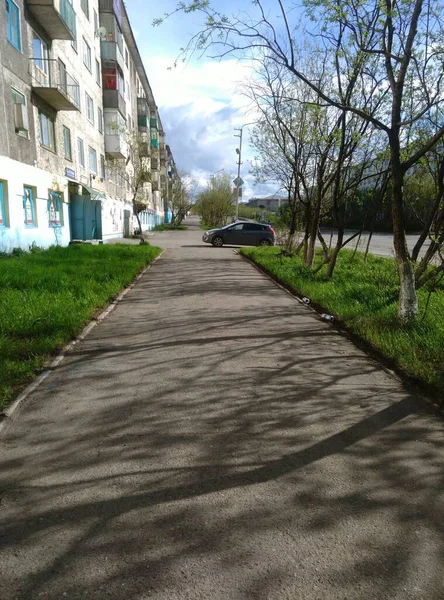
[65,167,76,180]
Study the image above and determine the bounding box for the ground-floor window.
[48,191,63,226]
[0,181,8,227]
[23,186,37,226]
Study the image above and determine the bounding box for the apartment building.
[0,0,174,251]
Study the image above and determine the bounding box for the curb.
[0,249,165,433]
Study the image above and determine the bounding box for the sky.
[124,0,286,200]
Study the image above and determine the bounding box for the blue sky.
[124,0,286,199]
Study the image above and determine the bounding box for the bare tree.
[155,0,444,319]
[107,130,151,243]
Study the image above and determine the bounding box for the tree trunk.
[305,181,323,266]
[391,149,418,319]
[326,228,344,278]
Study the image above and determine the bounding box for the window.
[32,32,49,74]
[11,88,28,138]
[6,0,21,51]
[97,107,103,133]
[63,126,72,160]
[48,191,62,226]
[77,137,85,167]
[100,154,106,179]
[23,186,37,226]
[39,111,55,151]
[83,37,91,71]
[125,48,129,67]
[81,0,89,20]
[70,0,77,53]
[85,93,94,124]
[244,223,263,231]
[95,59,101,86]
[93,9,98,33]
[88,146,97,173]
[118,70,124,98]
[0,181,8,227]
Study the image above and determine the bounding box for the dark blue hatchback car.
[202,222,275,247]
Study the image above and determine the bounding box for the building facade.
[0,0,174,252]
[246,195,287,212]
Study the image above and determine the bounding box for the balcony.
[26,0,76,40]
[100,41,125,72]
[105,130,128,159]
[103,89,126,118]
[30,59,80,111]
[104,110,128,159]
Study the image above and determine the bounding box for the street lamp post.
[234,121,256,221]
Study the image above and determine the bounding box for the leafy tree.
[168,171,198,225]
[195,172,234,228]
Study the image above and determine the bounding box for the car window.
[228,224,244,231]
[244,223,264,231]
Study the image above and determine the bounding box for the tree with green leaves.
[195,172,234,228]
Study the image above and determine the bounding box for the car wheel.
[259,239,271,246]
[212,236,224,247]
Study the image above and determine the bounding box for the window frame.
[39,111,56,151]
[82,37,92,71]
[11,87,29,138]
[95,59,101,86]
[81,0,89,20]
[85,92,94,124]
[77,137,85,167]
[63,126,72,161]
[6,0,21,52]
[48,191,63,227]
[97,107,103,133]
[32,31,49,74]
[100,154,106,179]
[0,180,8,228]
[88,146,97,174]
[23,186,37,227]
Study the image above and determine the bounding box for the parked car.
[202,222,275,247]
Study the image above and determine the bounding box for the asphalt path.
[1,218,443,599]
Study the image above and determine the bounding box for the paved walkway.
[1,218,443,599]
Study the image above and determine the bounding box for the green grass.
[240,246,444,392]
[152,223,188,231]
[0,243,162,408]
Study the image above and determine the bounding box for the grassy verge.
[0,243,162,408]
[240,246,444,393]
[152,223,188,231]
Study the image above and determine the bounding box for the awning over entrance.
[82,185,106,201]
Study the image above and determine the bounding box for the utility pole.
[234,121,256,222]
[234,127,243,222]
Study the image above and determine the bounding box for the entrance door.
[123,210,130,236]
[70,194,103,241]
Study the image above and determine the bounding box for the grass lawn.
[0,243,162,408]
[152,223,188,231]
[240,246,444,393]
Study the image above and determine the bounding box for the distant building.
[246,194,287,212]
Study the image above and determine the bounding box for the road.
[0,217,443,600]
[319,229,426,259]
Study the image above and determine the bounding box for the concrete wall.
[0,156,70,252]
[0,0,37,167]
